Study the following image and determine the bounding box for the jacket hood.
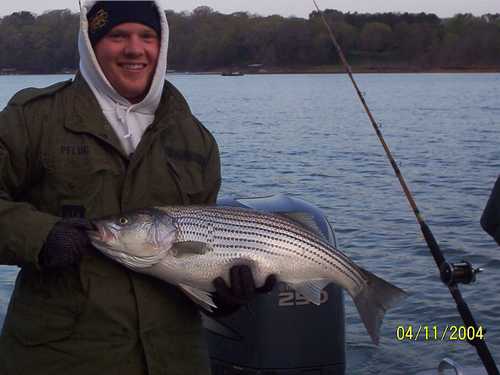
[78,0,169,112]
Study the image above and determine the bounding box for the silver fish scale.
[159,206,367,293]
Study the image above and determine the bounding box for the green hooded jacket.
[0,75,221,375]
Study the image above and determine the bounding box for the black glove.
[39,218,95,269]
[211,265,276,315]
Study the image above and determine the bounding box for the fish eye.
[118,217,129,226]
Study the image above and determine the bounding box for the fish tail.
[352,269,407,345]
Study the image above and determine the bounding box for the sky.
[1,0,499,19]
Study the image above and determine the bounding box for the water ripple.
[1,73,500,374]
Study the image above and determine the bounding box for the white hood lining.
[78,0,169,154]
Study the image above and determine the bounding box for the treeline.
[1,7,500,73]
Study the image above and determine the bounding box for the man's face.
[94,22,160,103]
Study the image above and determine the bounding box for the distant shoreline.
[2,65,500,76]
[206,67,500,74]
[195,64,500,74]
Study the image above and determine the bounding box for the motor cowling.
[205,194,346,375]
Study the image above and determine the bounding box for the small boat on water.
[221,71,244,76]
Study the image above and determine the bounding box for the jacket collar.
[64,74,187,159]
[65,74,127,158]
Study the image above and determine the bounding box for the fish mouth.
[87,226,163,268]
[87,225,116,250]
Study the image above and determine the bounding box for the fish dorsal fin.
[286,279,331,305]
[280,212,323,238]
[172,241,212,258]
[178,283,217,312]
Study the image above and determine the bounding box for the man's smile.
[119,63,148,71]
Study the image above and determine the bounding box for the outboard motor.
[205,194,345,375]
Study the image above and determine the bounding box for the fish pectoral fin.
[287,279,331,305]
[178,283,217,312]
[172,241,212,257]
[280,212,323,238]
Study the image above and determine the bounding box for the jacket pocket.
[146,328,211,375]
[4,300,77,346]
[46,158,122,217]
[3,268,83,346]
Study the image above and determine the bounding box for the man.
[0,1,273,374]
[481,176,500,246]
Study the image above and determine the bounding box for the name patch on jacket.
[163,146,206,168]
[60,144,90,156]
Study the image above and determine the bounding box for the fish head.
[88,208,177,268]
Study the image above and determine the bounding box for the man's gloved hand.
[39,218,95,269]
[211,265,276,315]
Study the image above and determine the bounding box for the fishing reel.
[440,261,483,286]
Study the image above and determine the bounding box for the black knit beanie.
[87,1,161,45]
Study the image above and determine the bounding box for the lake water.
[1,73,499,374]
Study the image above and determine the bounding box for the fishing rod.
[311,1,499,374]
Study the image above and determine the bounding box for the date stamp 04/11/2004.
[396,325,486,342]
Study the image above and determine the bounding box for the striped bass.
[89,206,407,344]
